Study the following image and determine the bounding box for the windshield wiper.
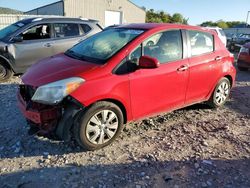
[65,50,82,60]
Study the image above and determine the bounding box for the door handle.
[215,56,222,61]
[177,65,189,72]
[44,43,52,47]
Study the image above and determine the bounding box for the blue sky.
[0,0,249,25]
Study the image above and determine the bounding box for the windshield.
[65,28,145,64]
[0,21,26,40]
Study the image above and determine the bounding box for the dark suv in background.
[228,33,250,52]
[0,17,102,81]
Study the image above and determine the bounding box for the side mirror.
[139,55,160,69]
[11,36,23,43]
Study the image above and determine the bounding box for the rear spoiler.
[79,18,103,30]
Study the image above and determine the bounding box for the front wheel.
[0,62,13,82]
[73,101,124,150]
[208,77,231,108]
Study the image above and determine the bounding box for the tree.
[200,20,245,28]
[146,9,188,25]
[217,21,228,29]
[146,9,170,23]
[200,21,217,27]
[170,13,184,23]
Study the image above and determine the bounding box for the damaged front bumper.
[17,85,62,135]
[17,85,83,138]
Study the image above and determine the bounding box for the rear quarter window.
[80,24,92,34]
[53,23,80,38]
[188,30,214,56]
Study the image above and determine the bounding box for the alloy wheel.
[0,64,7,79]
[215,81,230,105]
[86,110,119,145]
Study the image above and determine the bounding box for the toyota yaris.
[18,23,236,150]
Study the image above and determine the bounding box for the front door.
[129,30,189,119]
[12,24,55,72]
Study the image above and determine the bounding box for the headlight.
[32,77,85,105]
[240,46,249,54]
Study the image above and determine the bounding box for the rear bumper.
[17,92,61,125]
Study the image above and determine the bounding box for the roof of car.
[117,23,214,33]
[20,17,99,23]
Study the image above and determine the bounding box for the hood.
[22,53,100,86]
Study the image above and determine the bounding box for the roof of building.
[25,0,145,14]
[25,0,62,14]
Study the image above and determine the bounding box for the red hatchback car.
[18,23,236,150]
[237,42,250,71]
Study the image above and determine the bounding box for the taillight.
[229,53,235,63]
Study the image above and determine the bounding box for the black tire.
[73,101,124,150]
[207,77,231,108]
[238,67,248,71]
[0,61,13,82]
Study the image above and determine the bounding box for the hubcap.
[86,110,118,145]
[215,81,230,105]
[0,64,7,78]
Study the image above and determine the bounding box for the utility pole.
[246,11,250,28]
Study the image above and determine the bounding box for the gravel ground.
[0,67,250,188]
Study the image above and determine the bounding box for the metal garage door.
[105,10,122,27]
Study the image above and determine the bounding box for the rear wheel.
[73,101,124,150]
[208,77,231,108]
[0,62,13,82]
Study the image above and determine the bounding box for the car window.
[54,23,80,38]
[188,30,214,56]
[143,30,183,64]
[80,24,92,34]
[130,45,142,65]
[219,30,226,36]
[66,28,145,64]
[21,24,51,40]
[128,30,183,66]
[241,34,250,39]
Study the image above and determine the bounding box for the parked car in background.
[0,17,102,82]
[237,42,250,71]
[18,23,236,150]
[229,33,250,52]
[225,33,237,47]
[206,27,227,46]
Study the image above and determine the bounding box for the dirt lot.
[0,68,250,188]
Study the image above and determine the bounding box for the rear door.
[185,30,221,104]
[51,23,88,54]
[129,30,189,119]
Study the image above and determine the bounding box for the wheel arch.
[0,55,15,73]
[95,98,128,124]
[224,75,233,88]
[206,74,234,101]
